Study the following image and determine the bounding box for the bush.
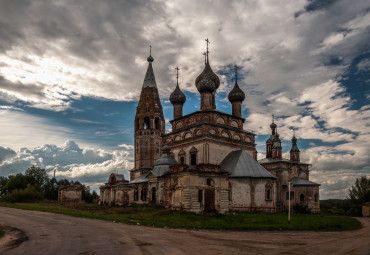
[347,205,362,217]
[293,203,311,214]
[0,185,43,203]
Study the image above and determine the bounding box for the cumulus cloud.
[0,0,369,198]
[0,140,133,189]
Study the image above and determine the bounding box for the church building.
[100,41,320,213]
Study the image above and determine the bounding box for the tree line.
[0,166,97,203]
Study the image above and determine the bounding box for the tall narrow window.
[154,117,160,130]
[266,189,271,201]
[134,190,138,201]
[198,190,203,203]
[300,194,305,202]
[180,156,184,165]
[141,189,147,201]
[144,116,150,130]
[190,153,196,165]
[315,193,318,202]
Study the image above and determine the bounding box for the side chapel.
[100,41,320,213]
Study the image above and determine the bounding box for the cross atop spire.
[149,45,152,56]
[272,114,275,123]
[234,64,238,83]
[205,38,210,63]
[293,129,296,137]
[175,67,180,85]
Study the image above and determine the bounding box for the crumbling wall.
[58,185,82,203]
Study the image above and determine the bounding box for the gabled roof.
[129,172,149,184]
[287,177,320,186]
[221,150,276,178]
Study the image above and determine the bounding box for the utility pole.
[288,181,291,224]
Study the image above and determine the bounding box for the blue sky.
[0,0,369,198]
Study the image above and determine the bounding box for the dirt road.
[0,207,369,255]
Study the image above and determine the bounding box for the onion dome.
[270,122,277,129]
[154,143,177,166]
[228,82,245,102]
[290,132,300,152]
[170,81,186,105]
[273,132,280,139]
[147,54,154,63]
[292,136,297,143]
[195,62,220,93]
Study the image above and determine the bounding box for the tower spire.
[175,67,180,85]
[205,38,210,63]
[202,52,207,65]
[143,45,156,88]
[234,64,238,83]
[290,129,300,162]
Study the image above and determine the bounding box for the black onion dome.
[228,82,245,102]
[169,84,186,104]
[292,136,297,143]
[270,122,277,129]
[147,54,154,63]
[195,62,220,93]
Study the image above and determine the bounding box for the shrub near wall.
[0,186,43,203]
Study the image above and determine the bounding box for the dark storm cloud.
[0,0,169,63]
[0,146,16,163]
[0,75,44,100]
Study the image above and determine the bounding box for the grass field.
[0,202,362,231]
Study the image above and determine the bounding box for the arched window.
[198,190,203,203]
[134,190,138,201]
[178,150,186,165]
[144,116,150,130]
[206,178,214,187]
[141,189,147,201]
[265,182,272,201]
[190,147,197,166]
[266,189,271,200]
[154,117,160,130]
[300,194,305,202]
[151,187,156,204]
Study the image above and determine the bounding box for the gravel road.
[0,207,369,255]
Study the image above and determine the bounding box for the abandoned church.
[99,43,320,213]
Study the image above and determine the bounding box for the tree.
[0,176,8,195]
[25,166,49,191]
[348,176,370,204]
[3,174,28,193]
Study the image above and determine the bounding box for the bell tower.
[131,47,165,180]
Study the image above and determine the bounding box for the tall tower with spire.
[290,130,300,162]
[132,47,165,180]
[266,115,277,158]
